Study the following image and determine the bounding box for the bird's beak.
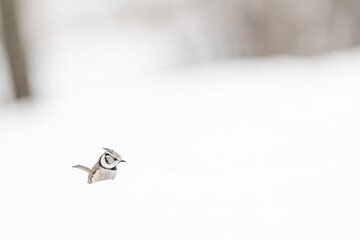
[120,160,126,162]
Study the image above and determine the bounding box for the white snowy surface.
[1,24,360,240]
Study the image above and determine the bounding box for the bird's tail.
[72,165,91,173]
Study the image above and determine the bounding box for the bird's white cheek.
[100,157,117,168]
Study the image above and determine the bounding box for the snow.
[1,22,360,240]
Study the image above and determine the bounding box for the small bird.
[73,148,126,184]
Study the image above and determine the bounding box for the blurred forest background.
[2,0,360,100]
[1,2,360,240]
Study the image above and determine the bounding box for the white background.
[1,1,360,239]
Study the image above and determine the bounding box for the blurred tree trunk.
[115,0,360,57]
[0,0,30,99]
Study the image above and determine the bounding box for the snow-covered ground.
[1,20,360,240]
